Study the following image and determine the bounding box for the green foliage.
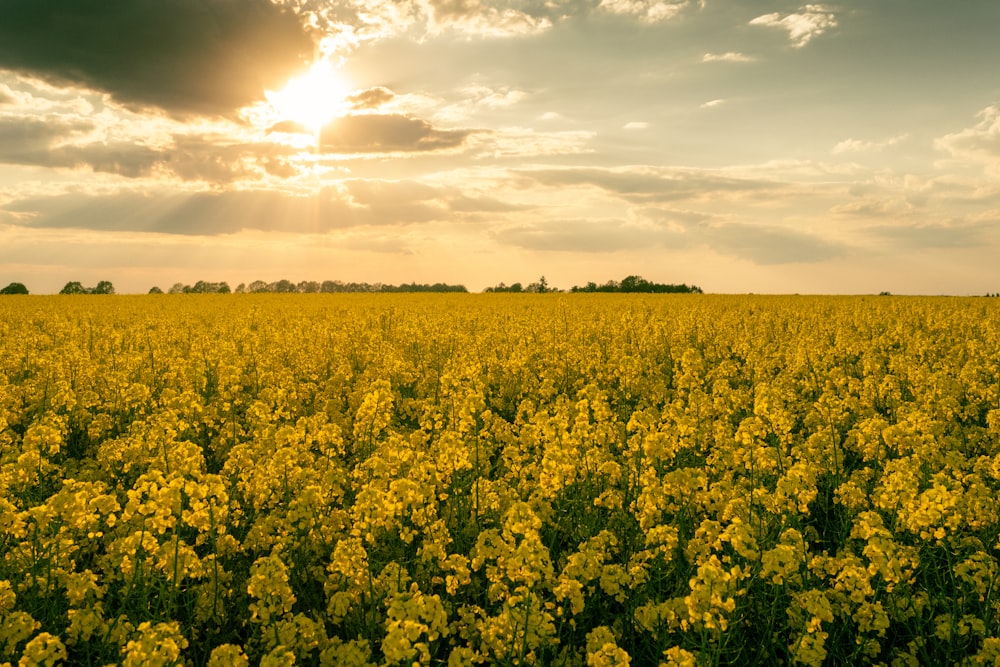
[0,282,28,295]
[571,275,703,294]
[59,281,115,295]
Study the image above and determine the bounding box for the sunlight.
[265,60,350,135]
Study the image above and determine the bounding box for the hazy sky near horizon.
[1,0,999,294]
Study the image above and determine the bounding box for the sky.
[1,0,999,294]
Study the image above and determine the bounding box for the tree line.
[153,279,469,294]
[60,281,116,294]
[570,275,703,293]
[3,276,706,295]
[484,275,703,294]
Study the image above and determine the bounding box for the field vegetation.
[2,294,1000,665]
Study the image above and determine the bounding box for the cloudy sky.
[1,0,999,294]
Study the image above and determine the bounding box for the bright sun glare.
[266,60,350,134]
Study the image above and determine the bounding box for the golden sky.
[1,0,999,293]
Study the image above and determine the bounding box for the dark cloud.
[0,0,315,117]
[268,120,310,135]
[347,87,395,110]
[320,114,472,153]
[0,117,169,178]
[0,116,304,181]
[0,117,94,162]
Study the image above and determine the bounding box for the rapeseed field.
[2,294,1000,665]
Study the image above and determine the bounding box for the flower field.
[3,294,1000,665]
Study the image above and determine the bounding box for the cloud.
[0,114,306,182]
[863,222,991,250]
[469,127,595,158]
[0,0,315,117]
[347,87,396,111]
[492,214,842,264]
[496,218,675,252]
[750,4,837,48]
[0,116,94,163]
[521,166,774,204]
[936,105,1000,163]
[830,198,908,217]
[833,134,909,154]
[319,114,473,153]
[423,0,552,37]
[0,85,14,105]
[700,99,726,109]
[437,84,529,123]
[459,85,527,110]
[702,52,756,63]
[0,177,519,235]
[623,121,649,130]
[598,0,694,23]
[702,223,843,264]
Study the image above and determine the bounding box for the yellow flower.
[17,632,66,667]
[121,621,188,667]
[586,626,630,666]
[207,643,249,667]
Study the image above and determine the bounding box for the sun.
[266,60,351,135]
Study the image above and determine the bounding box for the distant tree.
[485,281,524,293]
[218,281,231,294]
[92,280,115,295]
[525,276,554,293]
[298,280,321,293]
[273,279,296,293]
[168,283,186,294]
[148,286,164,294]
[60,281,88,295]
[234,283,246,294]
[0,282,28,294]
[247,280,270,293]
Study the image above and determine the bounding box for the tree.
[93,280,115,295]
[0,282,28,294]
[526,276,553,293]
[148,286,164,294]
[247,280,270,293]
[60,281,87,295]
[298,280,321,293]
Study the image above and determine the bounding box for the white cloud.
[623,121,649,130]
[935,105,1000,166]
[750,4,838,48]
[435,85,528,123]
[599,0,693,23]
[700,99,725,109]
[423,0,552,37]
[832,134,909,154]
[702,52,756,63]
[468,127,595,158]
